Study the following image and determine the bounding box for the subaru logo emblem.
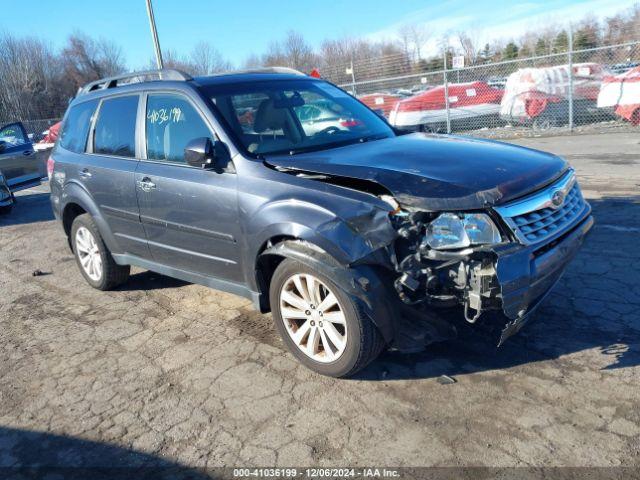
[551,190,565,209]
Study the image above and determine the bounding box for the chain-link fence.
[3,19,640,141]
[324,36,640,137]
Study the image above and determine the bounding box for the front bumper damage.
[388,211,594,350]
[492,213,593,344]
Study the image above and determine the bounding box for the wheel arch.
[60,182,120,254]
[257,239,396,343]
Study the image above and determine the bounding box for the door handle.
[78,168,92,178]
[137,177,156,192]
[23,150,33,156]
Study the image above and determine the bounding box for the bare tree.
[407,23,430,60]
[190,42,232,75]
[398,23,430,61]
[243,53,262,69]
[61,33,125,92]
[152,49,193,73]
[261,40,288,67]
[457,31,480,65]
[0,34,60,121]
[397,24,413,60]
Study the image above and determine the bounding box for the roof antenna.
[145,0,164,71]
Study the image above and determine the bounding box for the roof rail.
[77,69,192,96]
[211,67,306,77]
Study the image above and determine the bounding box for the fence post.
[443,53,451,134]
[567,25,574,132]
[349,58,357,96]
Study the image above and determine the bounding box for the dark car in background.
[0,121,43,213]
[49,68,593,377]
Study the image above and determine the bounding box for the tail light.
[47,155,55,180]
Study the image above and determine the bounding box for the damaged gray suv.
[50,68,593,377]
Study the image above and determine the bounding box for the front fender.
[246,198,397,267]
[60,180,121,254]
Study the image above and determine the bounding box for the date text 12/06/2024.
[233,468,401,478]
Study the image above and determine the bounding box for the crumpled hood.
[265,133,569,210]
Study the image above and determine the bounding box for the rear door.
[82,94,149,258]
[135,91,242,282]
[0,122,40,190]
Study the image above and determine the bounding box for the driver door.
[135,92,243,282]
[0,122,41,190]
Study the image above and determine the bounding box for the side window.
[0,123,28,148]
[94,96,138,158]
[59,100,98,153]
[146,94,213,163]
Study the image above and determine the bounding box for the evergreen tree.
[503,42,519,59]
[554,31,569,53]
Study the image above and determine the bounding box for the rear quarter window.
[59,100,99,153]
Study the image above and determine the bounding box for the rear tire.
[269,258,385,377]
[71,213,130,290]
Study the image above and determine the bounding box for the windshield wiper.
[357,133,389,144]
[283,134,390,156]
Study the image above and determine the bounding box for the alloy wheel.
[279,273,347,363]
[75,226,102,281]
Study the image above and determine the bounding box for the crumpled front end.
[388,169,593,348]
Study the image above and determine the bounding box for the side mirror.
[184,137,232,172]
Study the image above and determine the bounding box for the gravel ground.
[0,132,638,472]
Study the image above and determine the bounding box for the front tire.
[71,214,130,290]
[269,258,385,377]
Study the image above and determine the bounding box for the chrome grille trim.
[495,170,587,245]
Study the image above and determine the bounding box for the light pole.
[145,0,163,69]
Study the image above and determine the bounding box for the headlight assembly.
[425,213,501,250]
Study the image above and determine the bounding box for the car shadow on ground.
[0,426,211,479]
[117,270,190,292]
[0,191,54,226]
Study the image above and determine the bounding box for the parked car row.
[355,62,640,132]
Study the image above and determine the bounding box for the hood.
[265,133,568,211]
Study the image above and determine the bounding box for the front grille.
[495,170,587,245]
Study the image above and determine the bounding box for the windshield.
[202,79,395,156]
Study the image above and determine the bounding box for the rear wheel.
[71,214,130,290]
[270,258,385,377]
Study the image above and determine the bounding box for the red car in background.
[358,93,402,117]
[597,65,640,125]
[389,81,504,131]
[500,63,606,129]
